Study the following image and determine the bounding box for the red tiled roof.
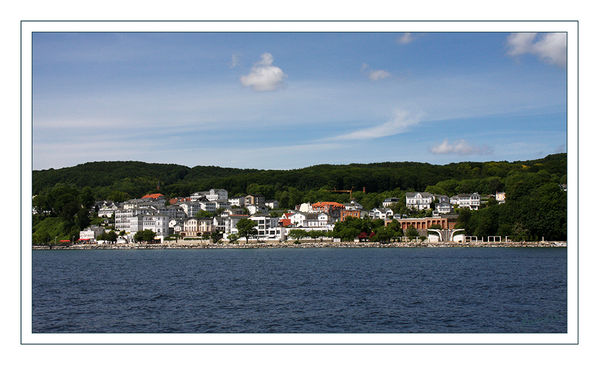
[142,193,164,199]
[312,201,344,208]
[280,219,291,227]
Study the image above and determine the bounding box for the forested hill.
[32,153,567,242]
[33,154,566,201]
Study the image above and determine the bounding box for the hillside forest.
[31,153,567,243]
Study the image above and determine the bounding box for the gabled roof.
[405,192,433,198]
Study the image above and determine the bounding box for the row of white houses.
[84,188,502,243]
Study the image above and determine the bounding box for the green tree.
[236,218,258,243]
[406,225,419,240]
[195,210,215,218]
[134,229,156,243]
[211,231,223,243]
[288,229,308,243]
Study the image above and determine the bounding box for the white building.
[199,200,217,212]
[344,200,363,211]
[142,215,170,239]
[115,207,157,233]
[178,202,202,217]
[289,212,307,227]
[96,201,119,218]
[265,200,279,209]
[450,193,481,210]
[433,202,452,215]
[206,189,228,203]
[433,195,452,216]
[369,208,394,220]
[228,196,245,207]
[79,225,105,242]
[190,191,208,201]
[249,215,284,239]
[223,215,250,236]
[297,202,313,213]
[158,205,187,219]
[382,197,400,208]
[183,217,214,237]
[246,204,268,215]
[405,192,434,210]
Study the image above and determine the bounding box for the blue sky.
[32,32,567,170]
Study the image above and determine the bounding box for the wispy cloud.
[240,53,287,91]
[230,54,240,68]
[397,33,414,45]
[506,33,566,67]
[361,63,391,81]
[430,139,492,155]
[327,110,422,141]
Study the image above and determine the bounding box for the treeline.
[31,153,567,243]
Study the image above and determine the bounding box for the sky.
[32,31,567,170]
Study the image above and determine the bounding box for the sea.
[32,247,567,333]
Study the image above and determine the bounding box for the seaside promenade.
[32,240,567,250]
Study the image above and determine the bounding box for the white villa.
[405,192,434,210]
[450,193,481,210]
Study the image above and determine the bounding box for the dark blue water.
[32,248,567,333]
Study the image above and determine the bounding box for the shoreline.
[32,240,567,250]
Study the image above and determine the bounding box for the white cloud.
[397,33,413,45]
[240,52,286,91]
[506,33,566,67]
[361,63,391,81]
[328,109,422,141]
[430,139,492,155]
[368,69,391,81]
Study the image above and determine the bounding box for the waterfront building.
[223,214,250,236]
[212,216,226,232]
[142,215,170,239]
[79,225,105,242]
[385,216,457,232]
[114,207,158,233]
[249,215,284,239]
[182,217,214,237]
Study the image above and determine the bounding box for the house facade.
[405,192,434,210]
[450,193,481,210]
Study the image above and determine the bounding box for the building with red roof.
[142,193,164,200]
